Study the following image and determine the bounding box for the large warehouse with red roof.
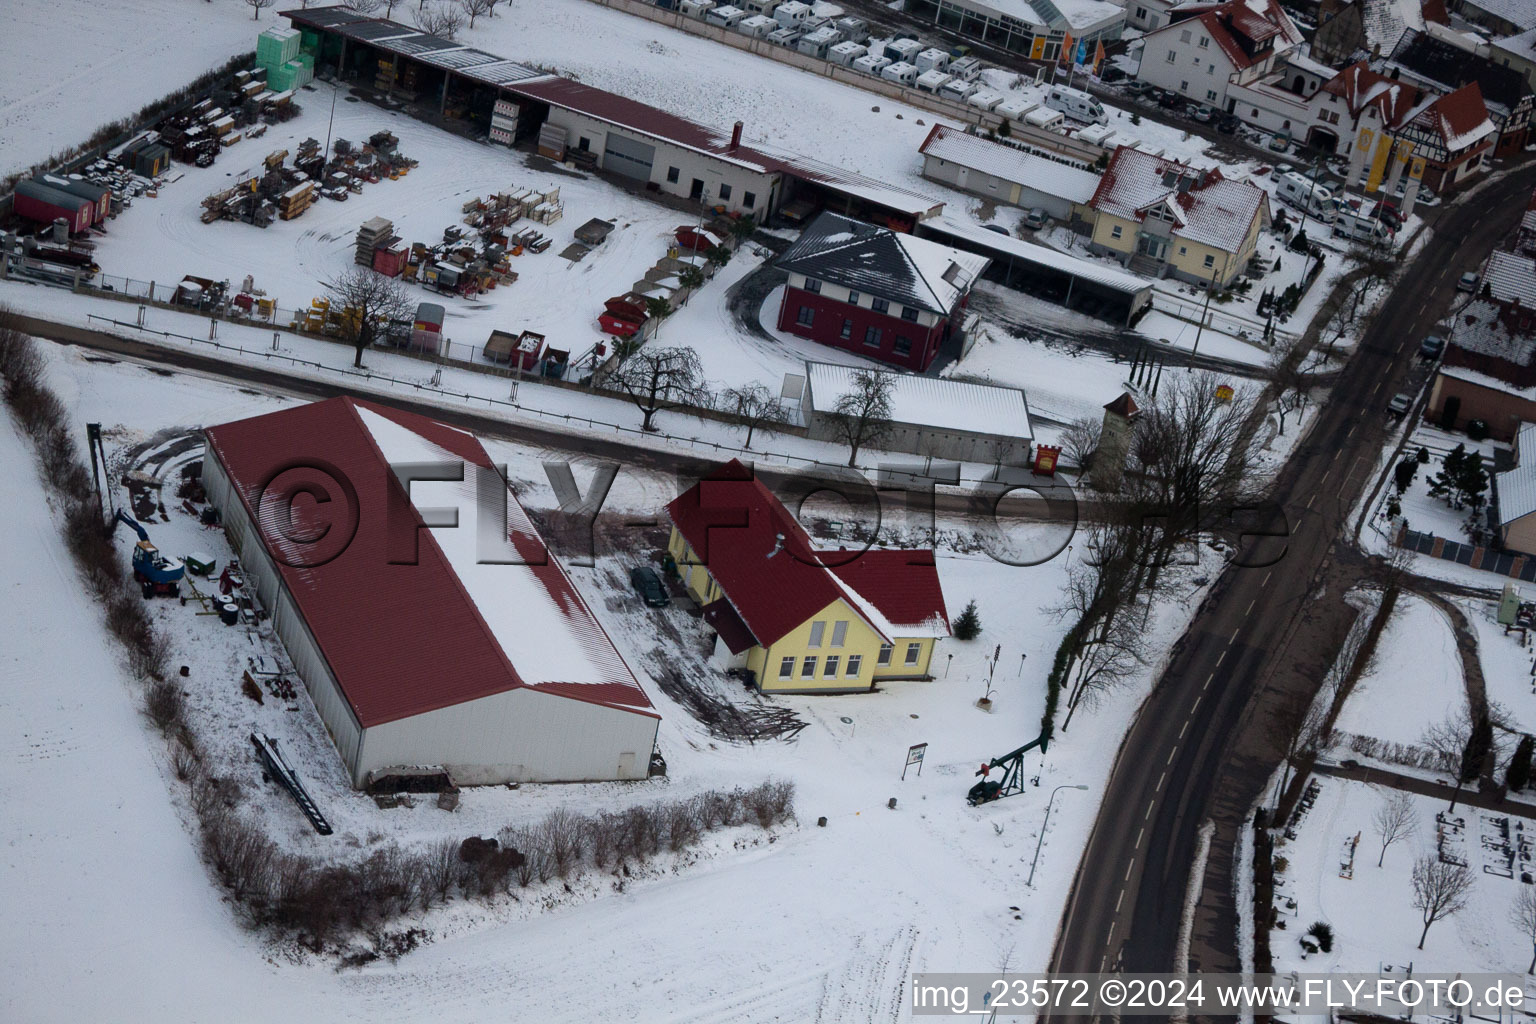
[201,396,659,787]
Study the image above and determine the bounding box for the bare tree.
[1410,854,1474,950]
[605,346,710,432]
[1268,335,1310,436]
[1273,687,1330,803]
[721,382,788,450]
[460,0,492,27]
[1060,610,1145,728]
[1510,885,1536,973]
[246,0,276,18]
[344,0,382,12]
[414,1,465,37]
[1373,790,1418,867]
[323,267,415,368]
[827,368,894,467]
[1060,415,1101,475]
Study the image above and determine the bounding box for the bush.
[1393,458,1417,494]
[1416,447,1430,464]
[1467,419,1489,442]
[144,680,184,733]
[1272,855,1289,874]
[1508,735,1534,792]
[1306,921,1334,953]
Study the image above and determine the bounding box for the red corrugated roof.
[204,396,655,728]
[666,460,947,647]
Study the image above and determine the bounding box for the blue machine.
[113,510,184,597]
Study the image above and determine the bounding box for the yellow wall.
[1091,212,1138,256]
[1091,203,1262,287]
[665,527,941,691]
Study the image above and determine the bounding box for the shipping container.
[35,174,110,223]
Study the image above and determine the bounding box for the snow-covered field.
[1332,593,1464,751]
[0,341,1226,1020]
[1269,777,1533,973]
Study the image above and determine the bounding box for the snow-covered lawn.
[1462,597,1536,738]
[1269,777,1533,973]
[2,341,1228,1019]
[1332,593,1464,751]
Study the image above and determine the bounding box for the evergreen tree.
[952,600,982,641]
[1426,445,1466,504]
[1508,735,1534,793]
[1394,458,1418,494]
[1458,452,1488,512]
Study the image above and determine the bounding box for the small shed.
[605,291,649,321]
[574,218,617,245]
[829,40,867,66]
[915,47,950,73]
[675,225,725,252]
[13,180,93,234]
[36,175,110,223]
[599,311,644,337]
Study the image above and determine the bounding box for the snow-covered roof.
[1407,81,1498,151]
[805,359,1033,440]
[1147,0,1303,69]
[1493,25,1536,62]
[1462,0,1536,32]
[1282,49,1337,80]
[926,214,1153,296]
[1500,421,1536,523]
[927,0,1127,32]
[918,125,1101,204]
[777,212,990,314]
[1089,146,1269,254]
[1486,250,1536,307]
[1318,61,1422,125]
[204,397,656,728]
[1360,0,1426,53]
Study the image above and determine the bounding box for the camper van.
[915,69,953,94]
[881,61,919,86]
[680,0,715,17]
[706,4,745,28]
[947,55,983,81]
[994,97,1033,122]
[884,37,922,64]
[1024,106,1064,131]
[738,13,776,37]
[915,47,950,73]
[852,53,892,77]
[1044,85,1107,125]
[829,40,868,66]
[1276,172,1337,223]
[939,78,979,103]
[834,16,870,44]
[1331,199,1393,244]
[967,89,1004,112]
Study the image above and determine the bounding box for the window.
[577,136,591,152]
[1165,50,1176,64]
[718,183,733,201]
[666,166,680,184]
[1198,35,1209,48]
[904,642,921,666]
[847,289,861,305]
[901,307,919,323]
[1180,80,1189,92]
[1135,6,1147,17]
[1179,29,1191,43]
[877,643,893,666]
[1178,245,1187,255]
[840,318,853,339]
[804,278,821,294]
[743,191,756,209]
[830,621,847,648]
[1204,253,1216,268]
[801,657,817,678]
[1207,89,1217,102]
[823,655,840,677]
[778,656,795,679]
[1110,224,1123,239]
[893,336,912,357]
[808,621,825,648]
[864,326,882,348]
[796,306,815,327]
[845,654,863,676]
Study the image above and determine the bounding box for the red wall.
[776,285,951,371]
[14,193,91,235]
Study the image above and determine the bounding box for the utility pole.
[1188,262,1221,363]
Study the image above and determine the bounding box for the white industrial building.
[918,123,1100,221]
[202,396,660,788]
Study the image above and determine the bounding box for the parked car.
[1100,64,1127,84]
[629,565,670,607]
[1269,161,1294,182]
[983,223,1011,235]
[1419,334,1445,360]
[1215,113,1240,134]
[1387,393,1412,418]
[1268,132,1292,153]
[1157,90,1185,112]
[1023,208,1049,231]
[1458,271,1480,293]
[1191,104,1216,124]
[1123,81,1155,99]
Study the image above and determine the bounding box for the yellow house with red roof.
[665,460,949,694]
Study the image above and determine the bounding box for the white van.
[1276,171,1337,223]
[1331,200,1393,244]
[1045,85,1107,125]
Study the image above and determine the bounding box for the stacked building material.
[256,27,301,71]
[355,217,395,266]
[278,182,314,220]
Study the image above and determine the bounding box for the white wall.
[357,686,660,786]
[544,106,780,216]
[1135,27,1238,108]
[201,446,365,775]
[1227,80,1311,134]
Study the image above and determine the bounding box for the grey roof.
[1500,421,1536,523]
[776,212,989,315]
[1463,0,1536,31]
[1485,250,1536,307]
[1387,29,1533,111]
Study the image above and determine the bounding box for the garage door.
[603,132,656,181]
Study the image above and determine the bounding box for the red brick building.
[774,212,989,372]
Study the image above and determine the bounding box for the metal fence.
[1397,525,1536,581]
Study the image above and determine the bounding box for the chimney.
[730,120,743,152]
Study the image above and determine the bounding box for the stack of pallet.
[278,181,314,221]
[355,217,395,266]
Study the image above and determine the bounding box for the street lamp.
[1027,784,1090,887]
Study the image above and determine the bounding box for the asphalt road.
[1049,163,1536,986]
